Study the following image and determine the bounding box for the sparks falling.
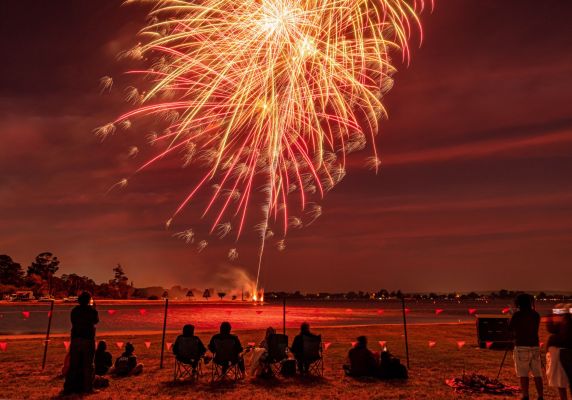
[101,0,429,290]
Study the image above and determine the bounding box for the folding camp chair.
[262,334,289,376]
[301,335,323,377]
[211,338,244,383]
[173,337,204,383]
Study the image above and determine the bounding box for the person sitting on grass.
[343,336,378,378]
[173,324,207,367]
[112,342,143,377]
[377,349,408,380]
[94,340,113,376]
[291,322,321,375]
[208,322,245,374]
[509,293,544,400]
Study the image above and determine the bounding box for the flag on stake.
[435,308,444,315]
[485,341,493,349]
[116,341,124,349]
[540,342,544,348]
[378,341,387,348]
[377,309,384,315]
[405,308,411,314]
[166,342,172,351]
[22,311,30,319]
[139,309,147,316]
[323,342,331,351]
[345,308,352,313]
[47,311,52,318]
[457,341,466,350]
[255,310,263,315]
[107,309,116,316]
[145,341,151,349]
[468,308,477,315]
[501,307,510,314]
[225,310,232,315]
[64,341,70,352]
[0,342,7,352]
[428,341,436,348]
[351,341,357,347]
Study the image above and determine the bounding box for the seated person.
[208,322,245,373]
[291,322,320,374]
[378,350,408,380]
[250,327,276,377]
[173,324,206,367]
[344,336,379,377]
[94,340,113,376]
[112,342,143,376]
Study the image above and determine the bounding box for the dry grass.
[0,323,561,399]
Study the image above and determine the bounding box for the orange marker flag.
[107,309,117,316]
[22,311,30,319]
[323,342,331,351]
[457,341,466,350]
[64,341,71,352]
[428,341,436,348]
[435,308,444,315]
[145,341,151,349]
[0,342,7,352]
[485,341,493,349]
[116,341,124,349]
[379,340,387,348]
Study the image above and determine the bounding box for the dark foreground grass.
[0,323,560,399]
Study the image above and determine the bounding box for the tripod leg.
[496,349,509,380]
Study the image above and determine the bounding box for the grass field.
[0,323,561,399]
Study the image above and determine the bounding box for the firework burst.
[101,0,429,289]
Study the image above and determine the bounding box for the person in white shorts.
[509,293,544,400]
[546,305,572,400]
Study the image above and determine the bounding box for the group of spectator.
[62,292,143,395]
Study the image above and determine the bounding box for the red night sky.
[1,0,571,292]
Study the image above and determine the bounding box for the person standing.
[509,293,544,400]
[63,291,99,394]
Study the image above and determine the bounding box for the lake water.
[0,299,561,336]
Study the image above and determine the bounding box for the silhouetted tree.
[186,290,194,299]
[203,289,211,300]
[0,255,24,286]
[27,252,60,295]
[111,264,130,299]
[218,292,226,300]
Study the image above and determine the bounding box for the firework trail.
[101,0,429,292]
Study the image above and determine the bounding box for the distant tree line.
[0,253,134,299]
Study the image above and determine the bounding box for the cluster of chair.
[173,330,324,383]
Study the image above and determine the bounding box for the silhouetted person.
[344,336,378,377]
[112,342,143,376]
[509,293,543,400]
[291,322,320,374]
[63,291,99,394]
[173,324,206,367]
[208,322,245,373]
[94,340,113,376]
[547,305,572,400]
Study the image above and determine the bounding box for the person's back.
[509,309,540,347]
[114,352,137,376]
[94,341,112,376]
[348,345,377,377]
[208,322,244,371]
[63,292,99,395]
[71,304,99,340]
[508,293,543,400]
[113,342,143,376]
